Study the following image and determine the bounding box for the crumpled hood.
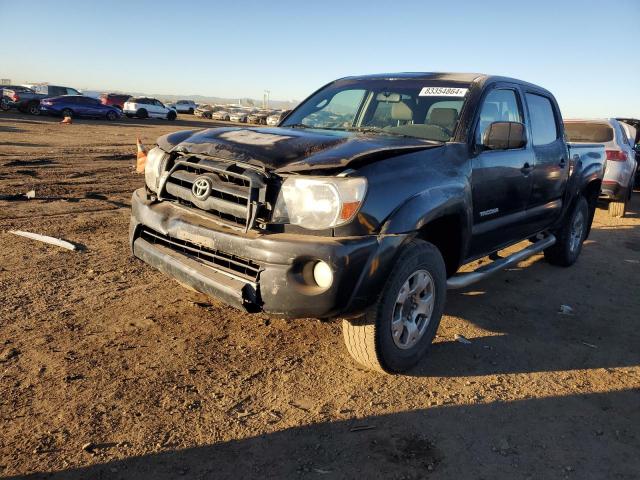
[157,127,441,173]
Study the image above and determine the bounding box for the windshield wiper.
[283,123,310,129]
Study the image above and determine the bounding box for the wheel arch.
[581,179,601,238]
[415,213,466,277]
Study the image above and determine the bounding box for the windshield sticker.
[419,87,468,97]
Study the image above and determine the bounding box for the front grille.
[139,228,261,282]
[161,157,268,231]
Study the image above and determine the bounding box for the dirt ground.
[1,111,639,480]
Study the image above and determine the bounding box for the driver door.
[469,86,535,257]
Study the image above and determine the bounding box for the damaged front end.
[130,126,431,317]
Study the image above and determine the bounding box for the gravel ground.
[1,111,639,479]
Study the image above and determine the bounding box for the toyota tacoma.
[130,72,605,373]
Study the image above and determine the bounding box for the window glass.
[281,79,471,141]
[564,122,613,143]
[66,88,80,96]
[477,89,522,142]
[525,93,558,145]
[301,89,366,129]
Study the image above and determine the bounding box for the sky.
[1,0,638,117]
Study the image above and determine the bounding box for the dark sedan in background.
[40,96,122,120]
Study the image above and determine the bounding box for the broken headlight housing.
[144,147,169,193]
[272,176,367,230]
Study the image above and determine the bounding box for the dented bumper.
[129,189,406,318]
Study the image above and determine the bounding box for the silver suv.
[565,118,637,217]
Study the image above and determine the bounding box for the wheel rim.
[391,269,435,350]
[30,105,38,114]
[569,209,585,253]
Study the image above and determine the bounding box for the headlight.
[144,147,169,193]
[272,176,367,230]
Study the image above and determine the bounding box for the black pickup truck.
[130,72,605,373]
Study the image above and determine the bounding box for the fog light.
[313,261,333,289]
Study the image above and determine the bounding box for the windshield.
[281,78,471,141]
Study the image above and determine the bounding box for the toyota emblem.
[192,176,212,201]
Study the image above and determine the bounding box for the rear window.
[564,122,613,143]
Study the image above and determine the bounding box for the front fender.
[157,129,198,152]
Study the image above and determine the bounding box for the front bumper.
[130,188,406,318]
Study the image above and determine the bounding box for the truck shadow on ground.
[411,194,640,378]
[12,389,640,479]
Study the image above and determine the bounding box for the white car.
[169,100,197,114]
[123,97,177,120]
[266,110,288,126]
[229,110,251,123]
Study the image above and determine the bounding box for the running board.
[446,234,556,290]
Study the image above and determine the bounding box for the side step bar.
[446,234,556,290]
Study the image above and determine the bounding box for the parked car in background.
[130,72,605,373]
[211,109,231,121]
[1,86,46,114]
[194,104,214,118]
[248,110,272,124]
[99,93,131,110]
[123,97,177,120]
[229,109,252,123]
[26,84,82,97]
[266,110,289,126]
[565,119,637,217]
[167,100,197,114]
[617,118,640,187]
[40,95,121,120]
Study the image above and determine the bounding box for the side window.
[155,100,164,107]
[525,93,559,146]
[476,89,522,142]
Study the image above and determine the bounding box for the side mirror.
[482,121,527,150]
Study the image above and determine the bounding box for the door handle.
[559,158,566,168]
[521,162,532,174]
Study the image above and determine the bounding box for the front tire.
[544,196,589,266]
[167,110,177,121]
[106,110,117,121]
[0,97,10,111]
[61,108,73,118]
[342,239,447,373]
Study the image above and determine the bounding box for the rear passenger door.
[469,86,535,256]
[152,100,165,117]
[523,92,567,230]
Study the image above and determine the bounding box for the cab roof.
[342,72,552,95]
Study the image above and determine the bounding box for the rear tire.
[544,196,589,266]
[136,108,148,119]
[61,108,73,118]
[0,97,10,111]
[342,239,447,373]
